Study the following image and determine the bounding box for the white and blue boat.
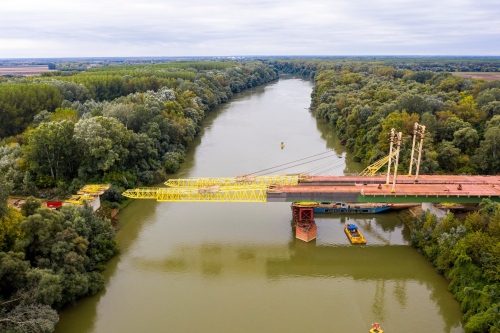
[314,202,391,214]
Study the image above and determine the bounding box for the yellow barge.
[344,224,367,244]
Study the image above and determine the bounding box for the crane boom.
[358,152,397,177]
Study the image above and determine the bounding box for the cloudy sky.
[1,0,499,58]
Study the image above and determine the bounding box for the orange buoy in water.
[369,322,383,333]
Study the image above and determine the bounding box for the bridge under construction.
[122,123,500,242]
[123,174,500,204]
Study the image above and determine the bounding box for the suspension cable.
[247,151,335,175]
[310,161,346,175]
[259,154,338,175]
[303,159,345,174]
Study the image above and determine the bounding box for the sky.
[1,0,500,58]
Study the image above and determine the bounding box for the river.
[55,77,463,333]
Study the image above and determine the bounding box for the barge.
[314,202,391,214]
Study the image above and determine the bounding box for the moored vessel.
[315,202,390,214]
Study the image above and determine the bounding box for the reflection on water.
[55,77,463,333]
[128,239,462,333]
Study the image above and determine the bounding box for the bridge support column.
[291,205,317,242]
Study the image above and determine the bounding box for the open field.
[0,65,52,76]
[452,72,500,81]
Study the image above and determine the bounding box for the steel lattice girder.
[122,186,268,202]
[164,174,304,187]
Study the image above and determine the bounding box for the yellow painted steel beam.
[77,184,111,195]
[122,188,163,199]
[64,194,96,205]
[165,174,307,187]
[358,152,397,176]
[123,186,268,202]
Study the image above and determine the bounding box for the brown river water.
[55,77,463,333]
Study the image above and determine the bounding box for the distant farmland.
[0,65,52,76]
[451,72,500,81]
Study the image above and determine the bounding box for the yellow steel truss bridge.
[122,185,269,202]
[164,174,307,187]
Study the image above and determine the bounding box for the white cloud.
[0,0,499,57]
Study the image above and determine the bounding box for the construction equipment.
[165,174,307,187]
[358,151,397,177]
[123,185,269,202]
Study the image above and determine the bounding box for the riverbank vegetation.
[0,60,277,332]
[270,58,500,333]
[410,200,500,333]
[0,199,118,332]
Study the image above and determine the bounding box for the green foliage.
[0,251,30,298]
[0,174,11,219]
[0,84,62,138]
[20,197,41,217]
[0,303,59,333]
[0,208,24,252]
[74,116,131,176]
[49,108,78,123]
[410,199,500,332]
[24,121,79,183]
[0,204,118,330]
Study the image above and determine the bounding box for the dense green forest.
[0,60,277,332]
[270,58,500,333]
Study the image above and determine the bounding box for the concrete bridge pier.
[291,205,317,242]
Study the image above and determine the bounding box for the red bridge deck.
[267,175,500,203]
[303,175,500,185]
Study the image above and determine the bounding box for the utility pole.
[408,122,426,182]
